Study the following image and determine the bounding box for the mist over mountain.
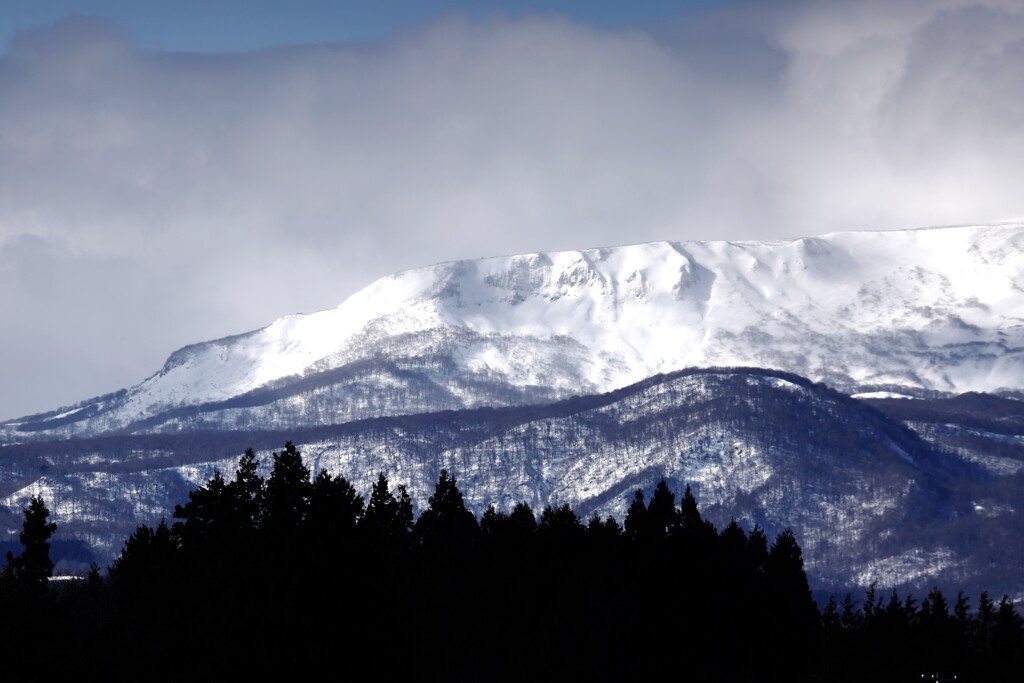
[1,223,1022,600]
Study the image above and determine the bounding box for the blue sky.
[2,0,1023,419]
[2,1,737,53]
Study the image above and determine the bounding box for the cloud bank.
[2,0,1023,419]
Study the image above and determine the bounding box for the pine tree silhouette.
[3,495,58,595]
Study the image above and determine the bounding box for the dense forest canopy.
[1,441,1021,681]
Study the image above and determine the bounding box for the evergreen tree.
[647,480,681,539]
[307,469,364,543]
[746,524,770,576]
[168,451,266,620]
[537,502,586,546]
[862,582,878,623]
[715,517,755,650]
[168,450,265,554]
[623,488,647,542]
[679,484,702,532]
[919,586,960,675]
[262,441,311,535]
[171,469,232,551]
[3,495,58,594]
[719,518,748,554]
[678,484,717,552]
[508,501,538,537]
[480,505,505,537]
[763,528,819,680]
[108,520,177,589]
[765,528,814,605]
[840,592,859,630]
[355,473,415,664]
[990,594,1024,678]
[0,496,61,676]
[414,469,479,551]
[228,447,265,530]
[103,520,195,674]
[360,472,413,544]
[481,501,537,556]
[586,513,623,552]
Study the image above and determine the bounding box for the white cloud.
[1,1,1023,418]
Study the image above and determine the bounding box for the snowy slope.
[4,222,1024,440]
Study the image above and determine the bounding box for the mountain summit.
[5,222,1023,440]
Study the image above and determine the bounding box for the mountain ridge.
[4,222,1023,440]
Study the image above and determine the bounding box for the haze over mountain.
[1,223,1022,601]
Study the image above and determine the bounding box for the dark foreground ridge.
[1,442,1021,681]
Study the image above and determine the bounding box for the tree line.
[1,440,1021,680]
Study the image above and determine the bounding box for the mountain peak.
[5,222,1023,439]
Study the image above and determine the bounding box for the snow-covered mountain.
[4,222,1023,441]
[1,222,1023,600]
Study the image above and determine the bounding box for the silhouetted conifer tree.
[679,484,702,532]
[262,441,311,535]
[360,472,414,549]
[508,501,537,535]
[229,447,265,531]
[106,520,181,652]
[623,488,647,542]
[746,523,769,575]
[647,480,681,540]
[537,502,586,549]
[108,520,177,590]
[0,496,62,676]
[171,470,232,552]
[2,495,57,595]
[586,513,623,552]
[414,469,479,552]
[307,469,364,546]
[990,594,1024,679]
[763,528,819,680]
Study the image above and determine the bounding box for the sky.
[1,0,1023,420]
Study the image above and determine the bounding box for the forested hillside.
[6,367,1021,602]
